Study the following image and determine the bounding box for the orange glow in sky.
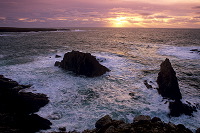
[0,0,200,28]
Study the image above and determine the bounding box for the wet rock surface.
[55,51,110,77]
[44,115,194,133]
[0,75,51,133]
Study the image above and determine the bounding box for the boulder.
[95,115,112,129]
[157,58,182,100]
[151,117,161,123]
[133,115,151,122]
[86,115,193,133]
[59,51,110,77]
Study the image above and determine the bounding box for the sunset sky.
[0,0,200,28]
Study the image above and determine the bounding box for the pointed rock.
[157,58,182,100]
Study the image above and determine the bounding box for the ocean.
[0,28,200,132]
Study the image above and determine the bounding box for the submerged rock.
[0,75,51,133]
[144,80,153,89]
[157,58,182,100]
[57,51,110,77]
[55,54,62,58]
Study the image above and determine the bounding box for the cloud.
[154,15,172,18]
[192,6,200,9]
[194,16,200,18]
[139,13,153,16]
[0,0,200,27]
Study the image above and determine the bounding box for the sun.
[110,17,130,27]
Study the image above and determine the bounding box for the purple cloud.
[0,0,200,27]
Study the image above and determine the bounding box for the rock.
[111,120,125,127]
[55,55,61,58]
[0,75,51,133]
[95,115,112,129]
[104,126,116,133]
[151,117,161,123]
[196,128,200,133]
[156,59,197,117]
[54,61,61,66]
[133,115,151,122]
[129,92,135,97]
[59,51,110,77]
[96,57,106,62]
[59,127,66,131]
[168,122,176,129]
[0,77,19,89]
[117,123,131,131]
[190,49,198,52]
[169,100,197,117]
[144,80,153,89]
[157,58,182,100]
[49,115,194,133]
[18,92,49,114]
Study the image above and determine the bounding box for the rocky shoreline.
[42,115,197,133]
[0,75,51,133]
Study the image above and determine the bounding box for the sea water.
[0,28,199,132]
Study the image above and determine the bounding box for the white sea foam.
[71,29,86,32]
[0,52,199,132]
[0,55,4,58]
[159,46,200,60]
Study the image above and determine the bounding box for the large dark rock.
[0,75,51,133]
[58,51,110,77]
[156,59,197,117]
[95,115,112,129]
[157,58,182,100]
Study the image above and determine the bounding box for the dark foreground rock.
[157,58,182,100]
[44,115,194,133]
[156,59,197,117]
[0,75,51,133]
[55,51,110,77]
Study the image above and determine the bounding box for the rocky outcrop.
[0,75,51,133]
[156,59,197,117]
[90,115,193,133]
[46,115,193,133]
[55,51,110,77]
[157,58,182,100]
